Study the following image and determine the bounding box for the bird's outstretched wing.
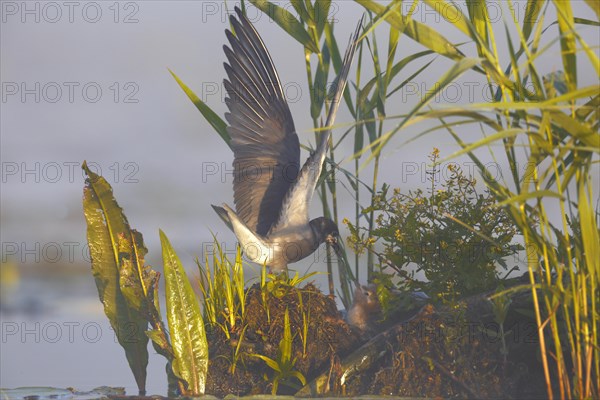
[224,6,300,236]
[271,15,364,233]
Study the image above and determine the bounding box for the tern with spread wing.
[213,7,362,273]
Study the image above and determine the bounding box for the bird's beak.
[325,234,338,246]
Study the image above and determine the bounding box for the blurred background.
[1,0,598,396]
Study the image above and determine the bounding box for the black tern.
[213,7,362,273]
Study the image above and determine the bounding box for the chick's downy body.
[346,284,382,336]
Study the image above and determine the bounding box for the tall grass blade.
[552,0,578,91]
[169,69,230,148]
[356,0,464,61]
[313,0,331,38]
[361,57,481,165]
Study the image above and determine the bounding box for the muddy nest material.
[340,297,547,399]
[205,282,548,398]
[205,282,360,396]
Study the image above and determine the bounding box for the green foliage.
[196,243,249,340]
[357,0,464,61]
[160,230,209,396]
[250,0,320,53]
[347,150,521,303]
[251,309,307,394]
[82,163,207,396]
[82,162,149,395]
[351,1,599,397]
[263,270,321,298]
[117,232,181,395]
[197,244,322,376]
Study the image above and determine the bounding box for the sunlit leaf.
[522,1,544,41]
[250,0,320,53]
[82,162,148,395]
[118,231,157,313]
[467,0,490,56]
[314,0,331,38]
[160,230,208,396]
[169,69,230,148]
[578,174,600,281]
[356,0,464,61]
[553,0,577,91]
[440,128,528,163]
[289,0,311,25]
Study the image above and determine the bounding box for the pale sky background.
[1,0,598,395]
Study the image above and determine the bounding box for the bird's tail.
[211,204,233,231]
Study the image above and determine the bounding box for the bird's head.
[353,283,380,310]
[309,217,339,245]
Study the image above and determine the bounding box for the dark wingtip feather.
[212,204,233,231]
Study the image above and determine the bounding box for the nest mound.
[205,282,359,396]
[205,282,548,398]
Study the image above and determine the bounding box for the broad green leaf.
[355,0,464,61]
[160,230,208,396]
[250,0,320,53]
[117,230,182,395]
[118,231,157,313]
[169,69,230,148]
[82,162,148,395]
